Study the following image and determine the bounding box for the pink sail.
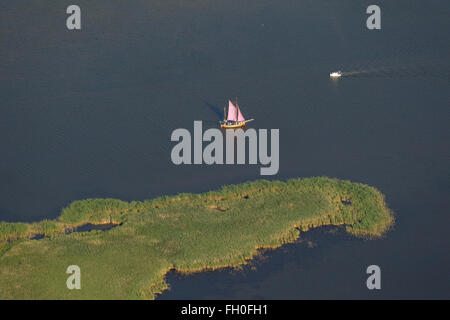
[227,100,237,121]
[237,108,245,122]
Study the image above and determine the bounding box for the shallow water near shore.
[0,0,449,298]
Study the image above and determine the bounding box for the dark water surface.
[0,1,448,298]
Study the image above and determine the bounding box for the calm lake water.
[0,1,449,299]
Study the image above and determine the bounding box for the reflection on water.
[0,0,449,298]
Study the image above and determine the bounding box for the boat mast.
[224,105,226,121]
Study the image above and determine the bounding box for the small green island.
[0,177,394,299]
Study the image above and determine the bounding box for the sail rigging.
[227,100,246,122]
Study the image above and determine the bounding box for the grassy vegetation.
[0,177,394,299]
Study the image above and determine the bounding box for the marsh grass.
[0,177,394,299]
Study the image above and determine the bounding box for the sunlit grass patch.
[0,177,394,299]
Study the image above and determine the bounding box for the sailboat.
[219,98,254,129]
